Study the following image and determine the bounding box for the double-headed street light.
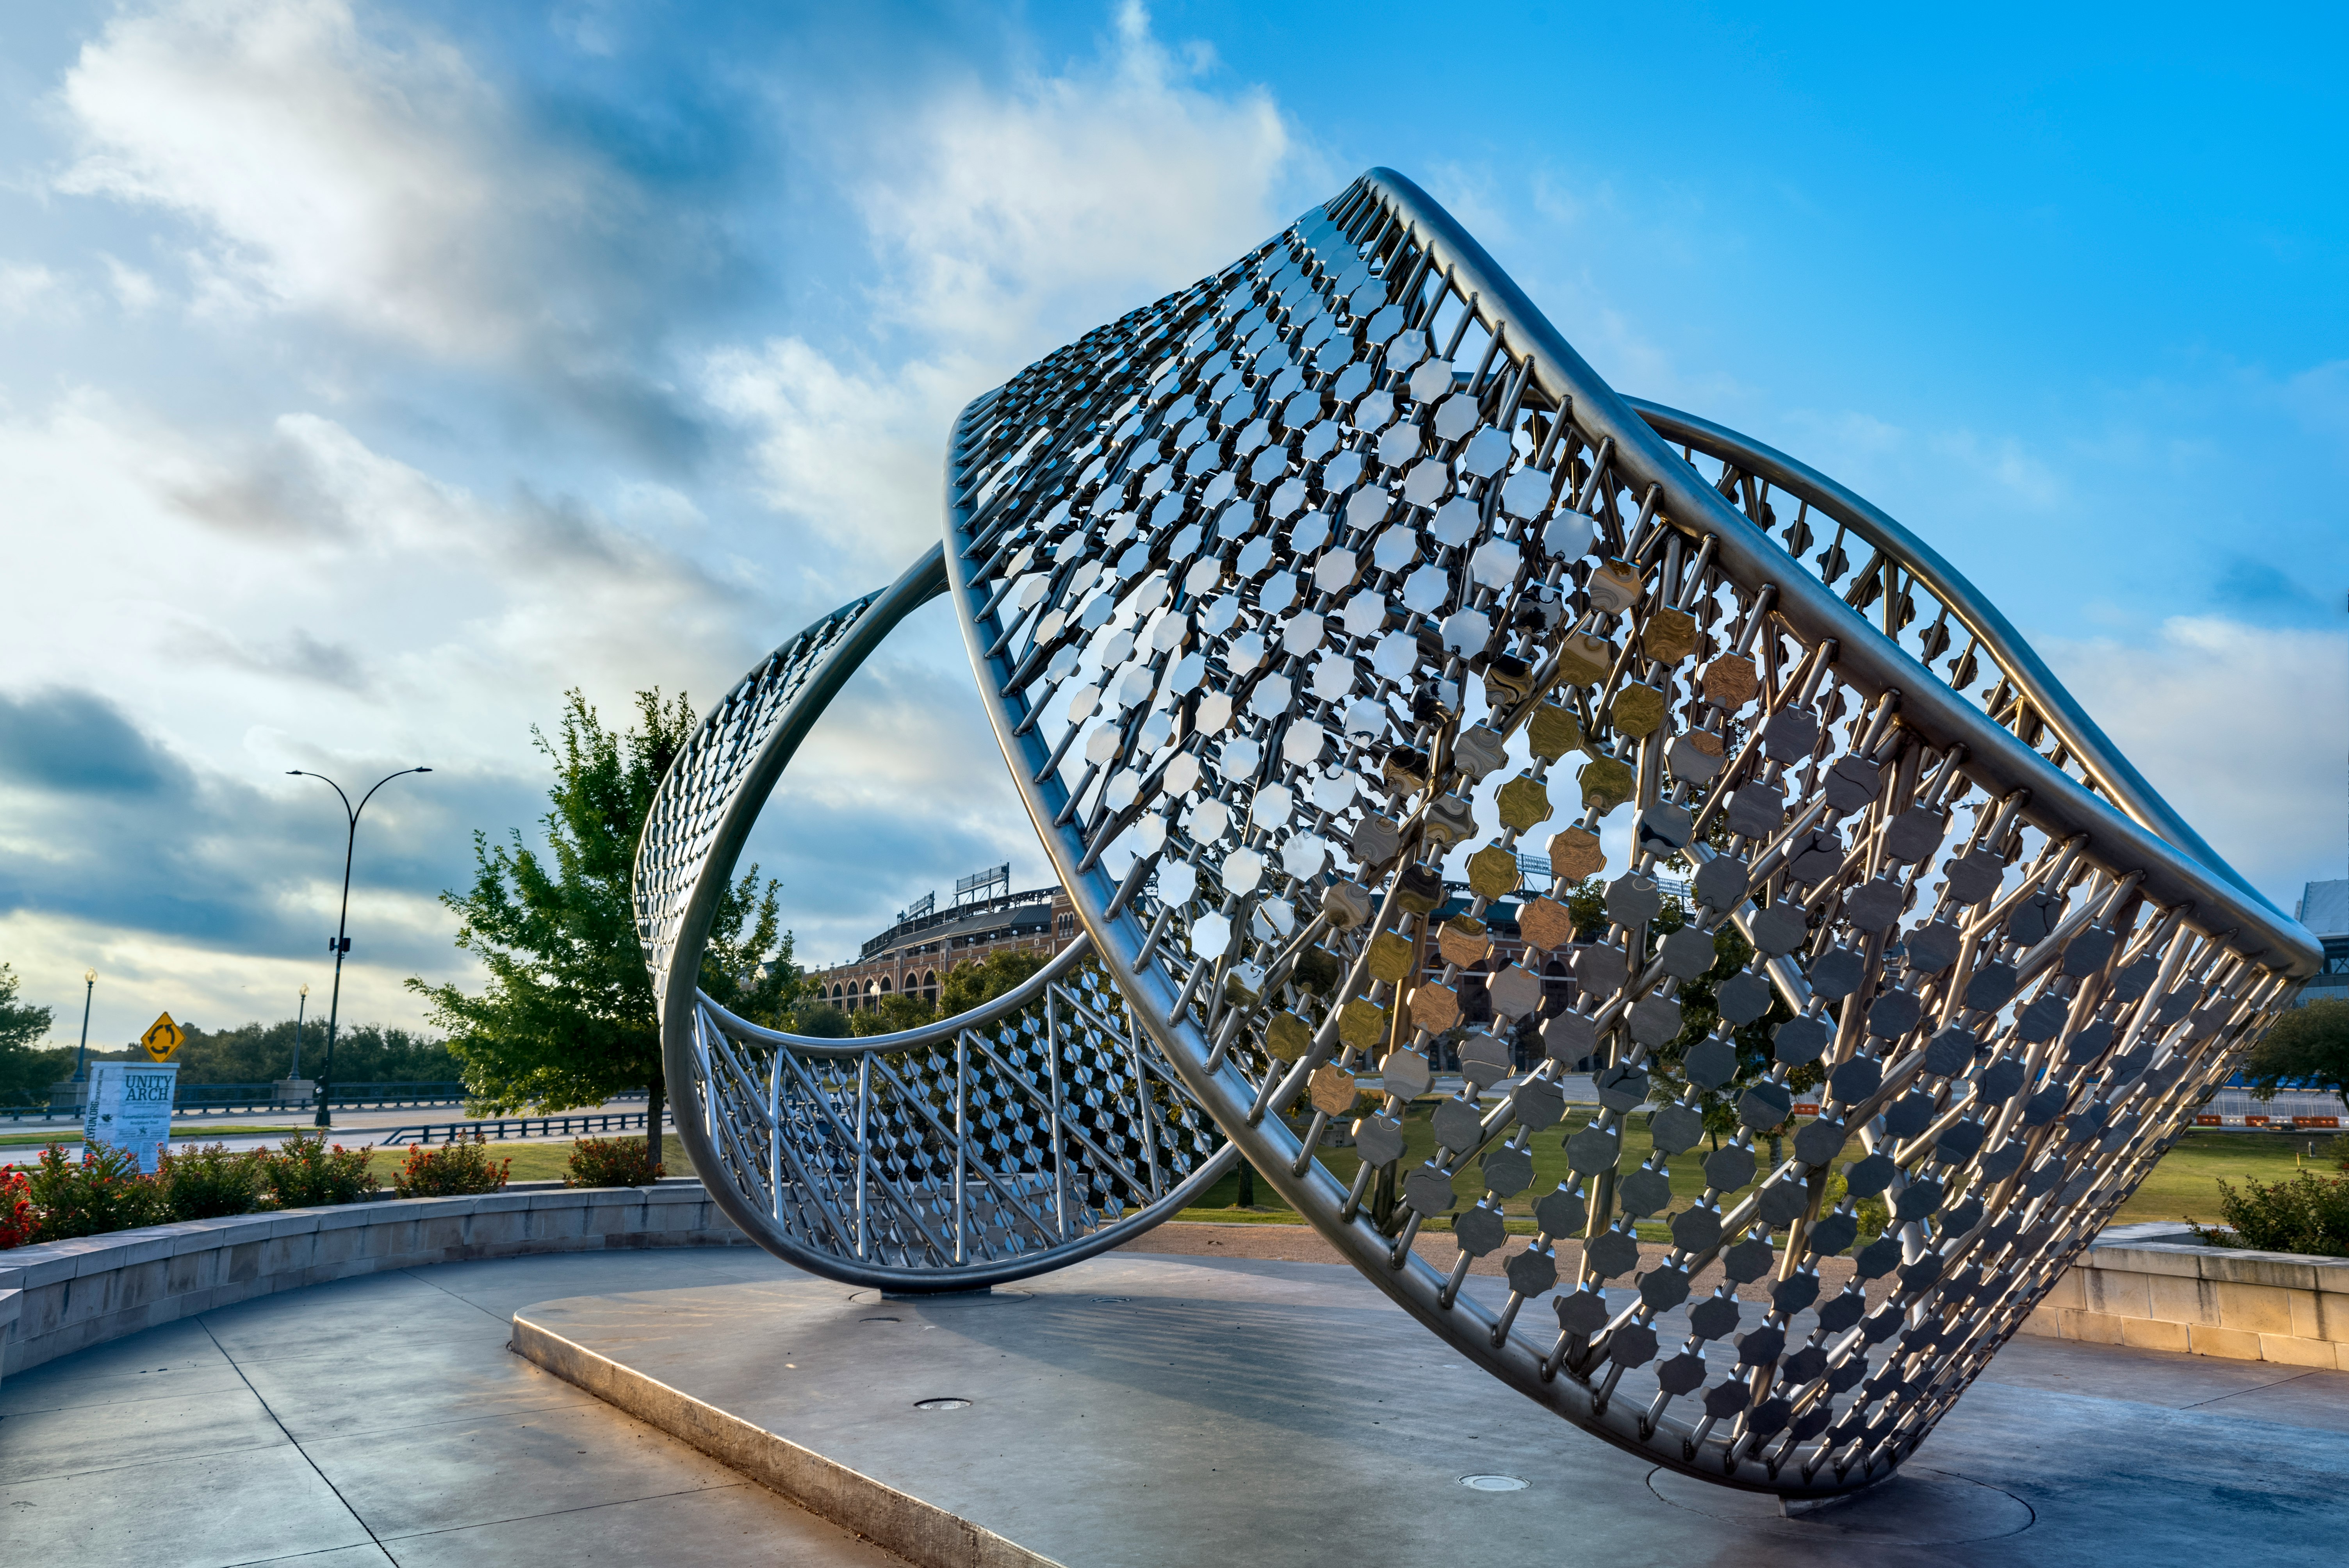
[287,767,432,1128]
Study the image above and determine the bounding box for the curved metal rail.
[1622,397,2284,923]
[939,165,2317,1493]
[632,545,1232,1293]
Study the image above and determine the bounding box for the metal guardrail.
[377,1111,672,1147]
[7,1081,478,1122]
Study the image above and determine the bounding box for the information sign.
[84,1061,179,1173]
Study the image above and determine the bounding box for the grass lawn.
[362,1134,695,1188]
[2112,1131,2343,1227]
[1171,1105,2337,1233]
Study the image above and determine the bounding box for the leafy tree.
[840,950,1054,1037]
[2243,998,2349,1103]
[850,992,936,1036]
[937,949,1048,1017]
[96,1019,460,1085]
[0,965,61,1108]
[409,690,798,1171]
[0,965,48,1050]
[1645,907,1797,1156]
[789,1001,853,1038]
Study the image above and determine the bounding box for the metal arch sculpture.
[640,166,2319,1494]
[633,548,1236,1292]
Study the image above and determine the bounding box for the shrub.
[25,1144,163,1240]
[392,1135,511,1197]
[2195,1171,2349,1257]
[1820,1168,1891,1244]
[565,1136,663,1188]
[0,1167,34,1249]
[158,1142,268,1221]
[265,1133,379,1208]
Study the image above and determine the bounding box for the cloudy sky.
[2,0,2344,1048]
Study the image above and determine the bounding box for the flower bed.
[0,1135,382,1246]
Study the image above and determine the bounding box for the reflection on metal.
[639,166,2319,1492]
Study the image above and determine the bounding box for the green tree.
[2244,998,2349,1103]
[119,1019,460,1085]
[936,949,1048,1017]
[0,964,61,1108]
[788,1001,853,1038]
[850,992,936,1036]
[841,949,1055,1037]
[408,690,799,1170]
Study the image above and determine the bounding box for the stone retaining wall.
[0,1180,746,1380]
[2020,1221,2349,1368]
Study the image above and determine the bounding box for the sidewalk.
[4,1238,2344,1566]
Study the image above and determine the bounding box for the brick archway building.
[815,885,1077,1013]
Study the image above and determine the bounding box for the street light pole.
[72,969,95,1082]
[287,767,432,1129]
[291,983,310,1079]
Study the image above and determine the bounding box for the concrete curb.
[0,1180,750,1380]
[512,1310,1059,1568]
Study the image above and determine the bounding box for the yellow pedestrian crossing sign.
[142,1013,184,1062]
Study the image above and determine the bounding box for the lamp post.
[71,969,95,1082]
[291,983,310,1079]
[287,767,431,1128]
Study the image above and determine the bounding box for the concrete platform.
[513,1246,2349,1567]
[3,1244,2343,1567]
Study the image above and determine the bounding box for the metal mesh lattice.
[934,166,2319,1494]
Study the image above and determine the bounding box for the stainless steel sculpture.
[638,167,2320,1493]
[633,553,1235,1290]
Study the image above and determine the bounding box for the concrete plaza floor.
[3,1239,2344,1567]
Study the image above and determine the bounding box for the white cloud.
[706,2,1306,581]
[0,262,67,323]
[55,0,618,358]
[2042,616,2349,909]
[851,1,1300,351]
[0,390,752,786]
[99,253,159,314]
[701,337,976,577]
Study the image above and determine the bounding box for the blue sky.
[2,0,2343,1046]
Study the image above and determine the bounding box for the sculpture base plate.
[511,1247,2349,1568]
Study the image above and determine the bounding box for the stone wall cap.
[2089,1224,2348,1287]
[471,1191,534,1214]
[2198,1249,2326,1290]
[76,1229,181,1272]
[2086,1244,2207,1278]
[2,1237,110,1287]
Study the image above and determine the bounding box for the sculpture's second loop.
[633,545,1233,1293]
